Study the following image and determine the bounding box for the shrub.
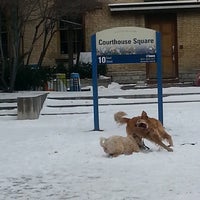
[15,66,53,90]
[68,63,107,79]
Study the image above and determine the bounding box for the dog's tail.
[114,111,130,125]
[100,137,107,148]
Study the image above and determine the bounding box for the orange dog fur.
[114,111,173,152]
[114,111,147,150]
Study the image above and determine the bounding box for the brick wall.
[84,1,145,51]
[23,19,59,67]
[23,1,200,84]
[84,2,200,84]
[84,0,146,83]
[177,12,200,77]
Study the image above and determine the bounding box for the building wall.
[23,19,59,67]
[23,1,200,84]
[84,1,200,84]
[84,0,145,51]
[84,1,146,83]
[177,12,200,82]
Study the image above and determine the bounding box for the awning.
[109,0,200,13]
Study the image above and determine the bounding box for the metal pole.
[156,32,163,124]
[91,34,100,130]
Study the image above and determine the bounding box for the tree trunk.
[0,10,9,91]
[9,5,20,92]
[68,28,74,69]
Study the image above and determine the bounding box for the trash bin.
[70,73,81,91]
[56,73,67,91]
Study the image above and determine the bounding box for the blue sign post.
[156,32,163,124]
[91,34,100,131]
[91,27,163,131]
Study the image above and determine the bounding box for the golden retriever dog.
[114,111,148,150]
[140,111,173,147]
[114,111,173,152]
[100,135,140,157]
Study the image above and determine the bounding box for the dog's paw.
[167,147,173,152]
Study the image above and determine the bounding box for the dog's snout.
[136,119,148,129]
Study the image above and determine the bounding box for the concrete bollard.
[17,93,48,120]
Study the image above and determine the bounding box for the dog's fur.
[114,111,148,150]
[100,135,140,157]
[114,111,173,152]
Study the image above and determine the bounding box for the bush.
[14,62,107,90]
[15,66,53,90]
[68,63,107,79]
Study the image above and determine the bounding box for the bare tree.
[24,0,58,68]
[0,0,102,91]
[0,0,39,91]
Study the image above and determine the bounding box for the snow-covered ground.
[0,83,200,200]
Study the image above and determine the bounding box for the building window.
[60,29,82,54]
[59,18,83,55]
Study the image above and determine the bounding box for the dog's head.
[136,119,148,129]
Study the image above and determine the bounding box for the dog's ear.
[141,111,148,119]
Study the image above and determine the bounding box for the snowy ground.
[0,83,200,200]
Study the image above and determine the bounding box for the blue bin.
[70,73,81,91]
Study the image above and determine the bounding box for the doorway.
[145,13,178,82]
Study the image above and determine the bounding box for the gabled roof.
[109,0,200,13]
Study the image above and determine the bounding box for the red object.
[194,73,200,86]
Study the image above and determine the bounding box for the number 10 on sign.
[98,56,106,64]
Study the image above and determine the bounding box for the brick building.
[83,0,200,84]
[25,0,200,85]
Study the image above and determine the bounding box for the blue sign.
[91,27,163,131]
[97,54,156,64]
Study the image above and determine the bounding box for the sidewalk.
[0,84,200,115]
